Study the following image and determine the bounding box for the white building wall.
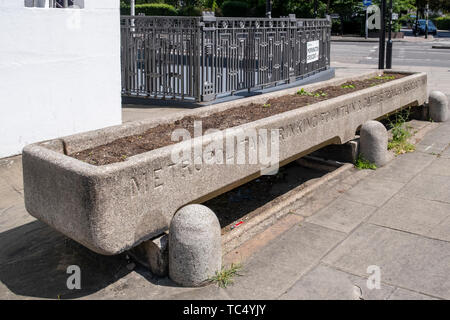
[0,0,122,158]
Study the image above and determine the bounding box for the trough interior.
[47,70,409,157]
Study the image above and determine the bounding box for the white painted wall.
[0,0,122,158]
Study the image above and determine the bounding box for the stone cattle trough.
[23,71,427,257]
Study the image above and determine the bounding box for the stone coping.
[22,70,427,255]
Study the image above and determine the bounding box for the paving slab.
[323,223,450,299]
[416,141,450,155]
[441,145,450,159]
[415,123,450,155]
[340,167,374,185]
[122,106,188,123]
[0,220,133,300]
[421,157,450,177]
[224,223,346,300]
[0,202,36,233]
[397,173,450,204]
[0,156,24,193]
[388,287,439,300]
[82,267,207,300]
[371,152,435,183]
[288,182,351,218]
[342,178,405,207]
[369,195,450,242]
[280,263,395,300]
[162,284,231,300]
[306,197,377,233]
[0,183,23,211]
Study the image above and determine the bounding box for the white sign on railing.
[307,40,320,64]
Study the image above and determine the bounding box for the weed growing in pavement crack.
[386,108,415,155]
[355,155,377,170]
[210,263,242,288]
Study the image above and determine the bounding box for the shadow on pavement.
[0,220,133,299]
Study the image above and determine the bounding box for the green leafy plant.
[297,88,313,96]
[387,109,415,155]
[297,88,327,97]
[374,75,395,81]
[210,263,242,288]
[263,103,271,108]
[342,84,355,89]
[314,91,327,97]
[355,155,377,170]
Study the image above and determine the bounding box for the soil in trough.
[72,73,405,165]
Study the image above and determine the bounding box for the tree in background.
[121,0,449,20]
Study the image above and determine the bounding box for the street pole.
[131,0,135,16]
[365,6,368,39]
[425,2,429,39]
[378,0,386,69]
[414,0,419,36]
[266,0,272,18]
[386,0,393,69]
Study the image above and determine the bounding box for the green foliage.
[374,75,395,80]
[434,16,450,31]
[386,109,416,155]
[272,0,327,19]
[120,3,178,16]
[342,84,355,89]
[297,88,327,98]
[210,263,242,288]
[297,88,312,96]
[203,0,218,11]
[355,155,377,170]
[221,1,250,17]
[178,5,204,16]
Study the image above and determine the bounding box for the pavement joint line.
[395,193,450,206]
[274,222,348,300]
[367,221,450,244]
[318,260,446,300]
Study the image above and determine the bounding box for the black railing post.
[378,0,386,70]
[386,0,393,69]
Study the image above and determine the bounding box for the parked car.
[413,19,438,36]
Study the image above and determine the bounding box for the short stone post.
[360,120,388,167]
[169,204,222,287]
[429,91,449,122]
[129,233,169,277]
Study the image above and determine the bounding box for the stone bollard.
[360,120,388,167]
[429,91,449,122]
[169,204,222,287]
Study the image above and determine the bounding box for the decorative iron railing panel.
[121,13,331,102]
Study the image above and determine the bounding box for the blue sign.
[363,0,372,6]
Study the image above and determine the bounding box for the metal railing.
[121,13,331,102]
